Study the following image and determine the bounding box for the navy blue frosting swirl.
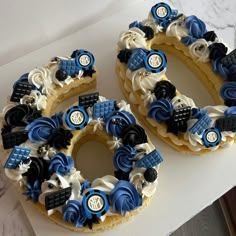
[203,31,217,42]
[22,180,41,203]
[220,82,236,101]
[105,111,136,137]
[51,112,63,126]
[110,180,142,215]
[63,200,86,228]
[117,49,132,63]
[148,98,174,122]
[113,145,137,172]
[121,124,147,147]
[5,105,41,127]
[26,116,61,143]
[181,15,207,46]
[212,58,231,80]
[225,106,236,117]
[49,152,74,176]
[209,43,228,61]
[47,128,73,150]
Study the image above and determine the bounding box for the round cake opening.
[72,137,114,181]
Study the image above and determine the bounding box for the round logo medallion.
[82,189,109,218]
[75,50,95,70]
[151,2,172,24]
[69,110,84,125]
[206,131,218,143]
[156,6,168,18]
[79,54,91,67]
[64,106,89,130]
[144,50,167,73]
[202,128,222,148]
[148,54,162,69]
[87,195,104,212]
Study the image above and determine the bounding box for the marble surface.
[0,0,236,236]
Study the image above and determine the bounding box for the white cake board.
[1,1,236,236]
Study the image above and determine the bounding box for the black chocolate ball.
[55,69,68,81]
[144,168,157,182]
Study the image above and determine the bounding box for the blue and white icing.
[113,145,137,172]
[26,116,61,143]
[48,153,74,176]
[110,180,142,216]
[148,98,173,122]
[104,110,136,137]
[4,93,162,228]
[118,2,236,152]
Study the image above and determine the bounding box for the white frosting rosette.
[28,67,55,95]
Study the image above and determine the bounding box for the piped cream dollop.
[189,39,210,63]
[20,90,47,110]
[118,28,147,49]
[126,68,164,93]
[28,67,55,96]
[166,18,188,40]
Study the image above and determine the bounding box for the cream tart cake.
[1,49,163,232]
[116,2,236,154]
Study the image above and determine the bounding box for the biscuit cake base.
[20,125,152,233]
[116,33,236,154]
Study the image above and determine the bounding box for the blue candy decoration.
[127,48,147,71]
[49,153,74,176]
[63,200,87,228]
[189,113,212,135]
[135,149,163,168]
[220,82,236,101]
[26,116,60,143]
[110,180,142,215]
[144,50,167,73]
[23,180,41,203]
[113,145,137,172]
[4,146,31,169]
[181,15,207,46]
[104,111,136,137]
[92,100,115,119]
[224,106,236,117]
[202,128,222,148]
[75,49,95,70]
[151,2,178,28]
[191,108,207,119]
[148,98,173,122]
[59,59,81,77]
[82,189,109,219]
[64,106,89,130]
